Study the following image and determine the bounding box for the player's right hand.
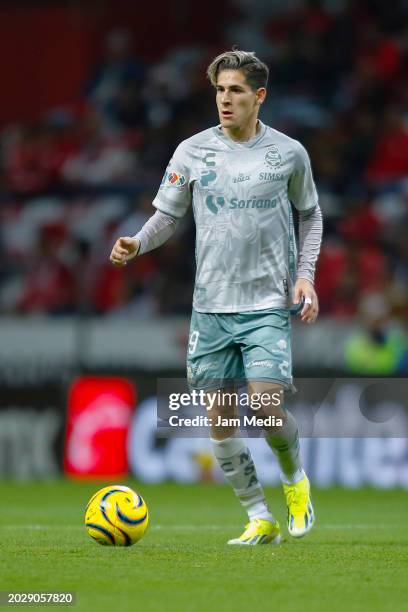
[110,236,140,267]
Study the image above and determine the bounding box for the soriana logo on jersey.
[64,377,136,478]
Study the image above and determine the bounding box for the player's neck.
[222,118,260,142]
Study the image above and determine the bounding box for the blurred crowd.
[0,0,407,362]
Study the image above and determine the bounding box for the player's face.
[215,70,265,133]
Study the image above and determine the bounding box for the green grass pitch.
[0,481,407,611]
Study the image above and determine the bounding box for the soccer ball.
[85,485,149,546]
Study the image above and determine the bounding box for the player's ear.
[256,87,267,106]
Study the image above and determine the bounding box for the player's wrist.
[131,236,141,256]
[296,276,315,287]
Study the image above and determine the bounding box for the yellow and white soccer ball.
[85,485,149,546]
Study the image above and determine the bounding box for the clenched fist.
[110,236,140,267]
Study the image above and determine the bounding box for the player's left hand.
[293,279,319,324]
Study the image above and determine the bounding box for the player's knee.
[248,385,285,421]
[210,423,238,441]
[209,403,238,440]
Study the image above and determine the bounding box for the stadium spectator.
[366,107,408,183]
[17,222,77,315]
[62,110,137,186]
[85,28,145,120]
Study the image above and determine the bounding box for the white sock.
[211,436,275,522]
[266,411,305,485]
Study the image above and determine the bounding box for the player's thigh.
[238,307,294,395]
[187,310,244,390]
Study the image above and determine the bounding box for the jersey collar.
[213,120,267,149]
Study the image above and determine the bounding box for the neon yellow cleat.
[283,474,315,538]
[228,518,281,545]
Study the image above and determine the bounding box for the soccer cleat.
[228,518,282,545]
[283,474,315,538]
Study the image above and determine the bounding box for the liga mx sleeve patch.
[167,172,186,187]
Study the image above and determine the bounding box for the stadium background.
[0,0,407,487]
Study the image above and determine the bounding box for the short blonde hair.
[207,49,269,91]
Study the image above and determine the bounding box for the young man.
[110,50,322,545]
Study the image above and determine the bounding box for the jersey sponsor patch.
[205,194,277,214]
[233,173,250,183]
[259,171,285,182]
[230,197,277,210]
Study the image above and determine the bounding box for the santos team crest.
[265,145,282,168]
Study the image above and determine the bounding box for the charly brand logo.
[205,194,277,214]
[205,195,225,214]
[202,151,216,167]
[200,170,217,187]
[233,172,250,183]
[265,145,282,168]
[278,360,289,377]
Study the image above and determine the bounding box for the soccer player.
[110,50,322,545]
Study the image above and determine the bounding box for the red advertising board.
[64,377,136,478]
